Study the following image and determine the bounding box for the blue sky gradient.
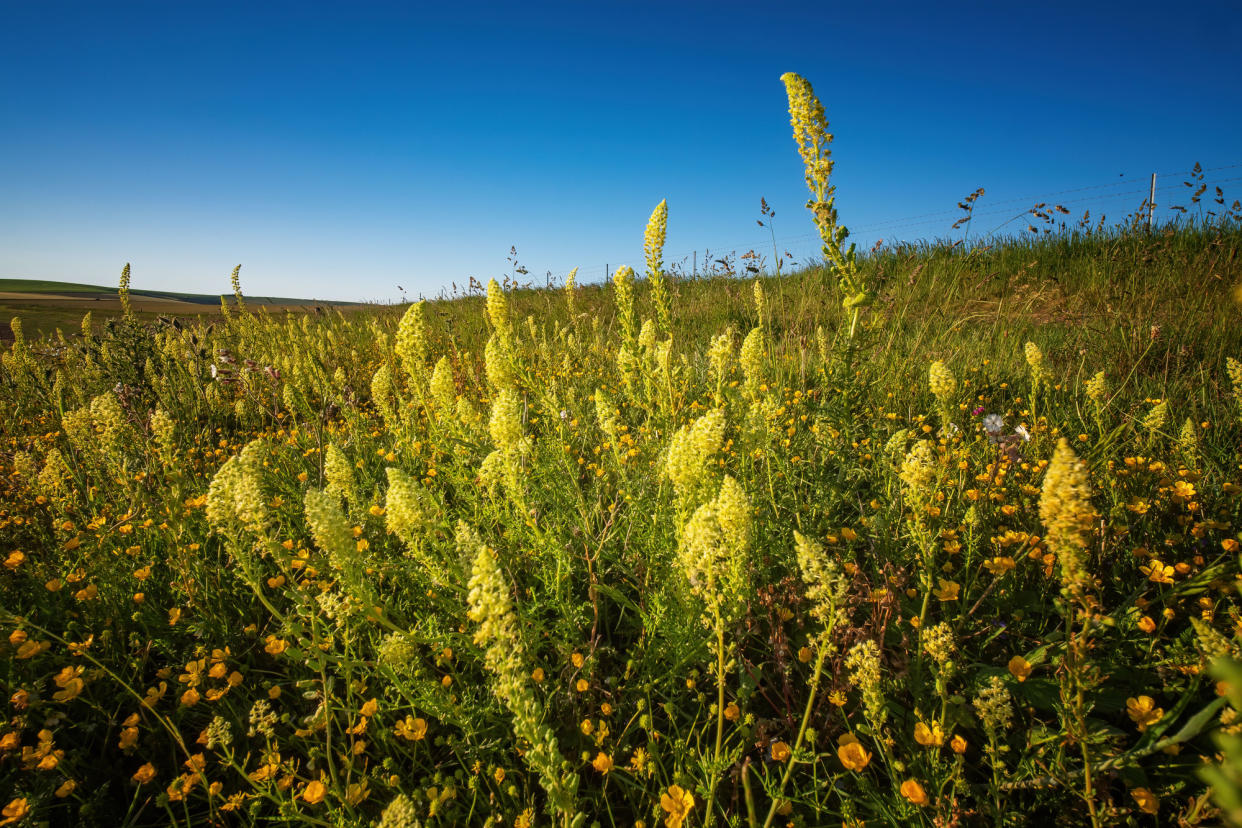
[2,1,1240,301]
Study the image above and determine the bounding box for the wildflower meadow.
[4,73,1242,827]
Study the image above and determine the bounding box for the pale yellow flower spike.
[645,200,671,334]
[119,262,133,320]
[1039,438,1098,596]
[613,265,637,348]
[780,72,869,328]
[929,360,956,403]
[395,300,428,388]
[465,527,579,818]
[564,266,578,318]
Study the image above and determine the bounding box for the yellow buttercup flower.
[394,715,429,739]
[933,579,960,601]
[1140,558,1174,585]
[1126,696,1164,732]
[301,779,327,805]
[660,785,695,828]
[900,779,929,806]
[914,721,944,747]
[984,556,1016,575]
[836,734,871,771]
[1008,656,1032,682]
[1131,787,1159,815]
[1,798,30,826]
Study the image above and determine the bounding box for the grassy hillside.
[413,222,1242,402]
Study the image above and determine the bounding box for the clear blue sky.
[2,0,1240,302]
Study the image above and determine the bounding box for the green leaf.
[1155,696,1227,749]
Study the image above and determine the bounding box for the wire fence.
[511,163,1242,289]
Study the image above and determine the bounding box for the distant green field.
[0,277,358,306]
[0,278,372,338]
[0,278,116,295]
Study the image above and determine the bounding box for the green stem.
[742,759,759,828]
[761,640,830,828]
[705,616,727,828]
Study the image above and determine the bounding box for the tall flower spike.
[385,467,437,546]
[305,487,377,609]
[929,361,956,404]
[645,200,671,334]
[1227,357,1242,408]
[845,640,886,730]
[324,443,358,512]
[230,264,245,310]
[232,440,270,532]
[900,441,938,506]
[678,482,752,624]
[1178,418,1199,469]
[594,388,619,444]
[8,317,24,353]
[371,364,396,429]
[37,448,72,499]
[466,529,578,817]
[118,263,133,320]
[794,531,846,627]
[564,267,578,318]
[1039,439,1097,597]
[429,356,456,415]
[1024,341,1044,386]
[708,330,733,380]
[974,675,1013,738]
[612,265,636,348]
[739,326,765,397]
[1085,370,1107,401]
[205,441,270,535]
[753,279,767,331]
[780,72,868,322]
[377,794,421,828]
[665,408,727,498]
[150,406,176,461]
[1143,400,1168,433]
[488,388,525,455]
[484,335,515,391]
[486,278,511,338]
[780,73,833,202]
[714,475,753,559]
[395,300,428,388]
